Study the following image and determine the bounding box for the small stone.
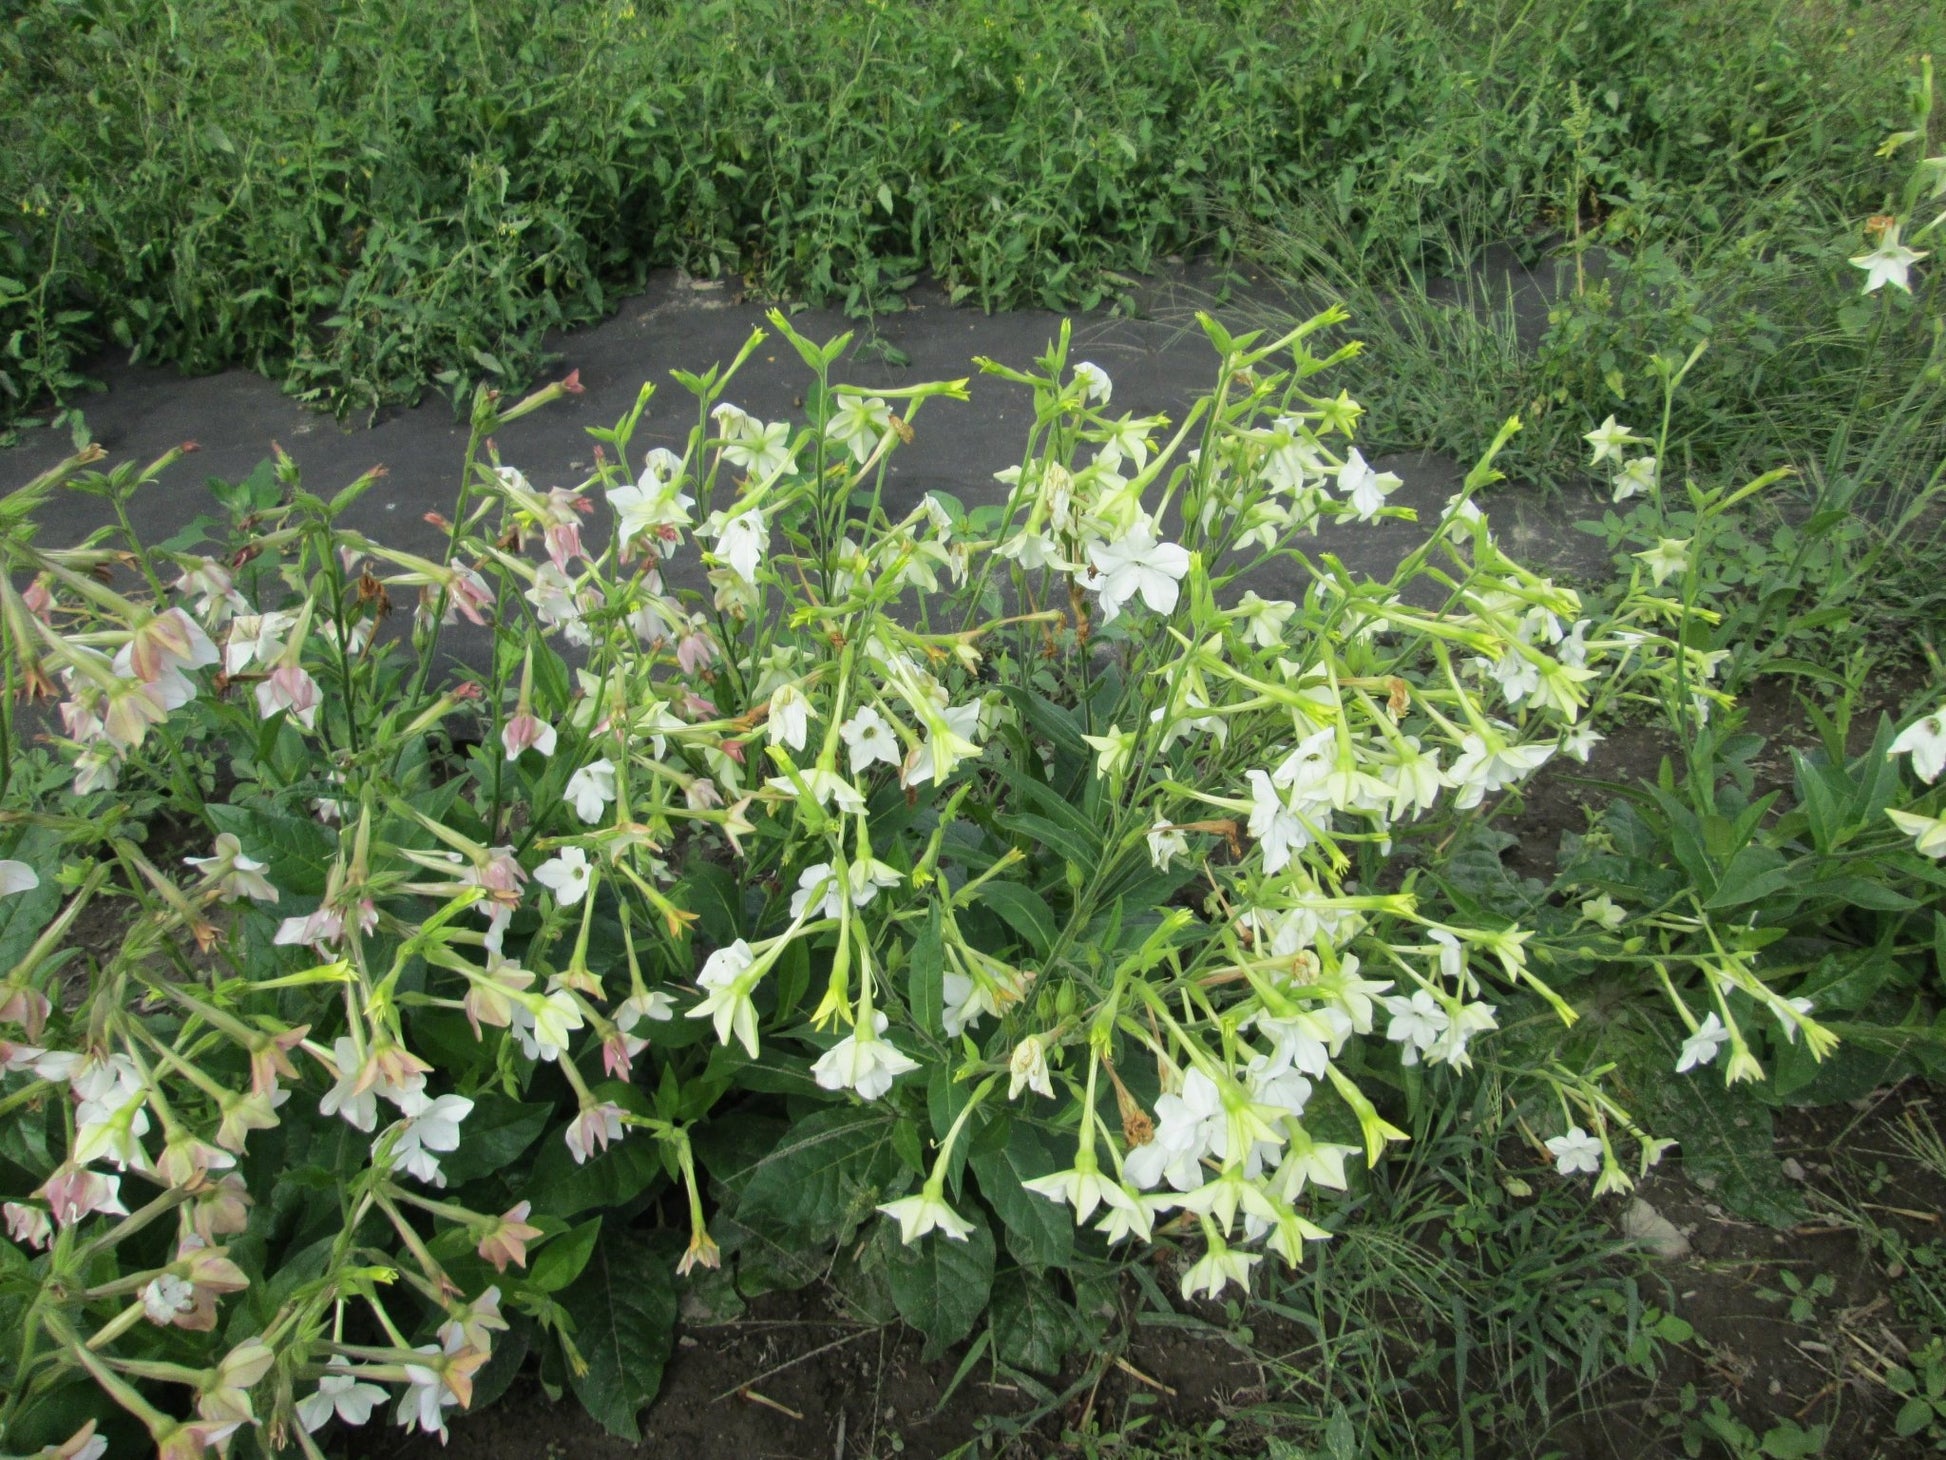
[1781,1157,1807,1182]
[1621,1198,1693,1260]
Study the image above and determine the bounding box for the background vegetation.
[1,0,1938,441]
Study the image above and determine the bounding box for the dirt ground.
[332,1081,1946,1460]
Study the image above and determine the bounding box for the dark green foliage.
[1,0,1933,426]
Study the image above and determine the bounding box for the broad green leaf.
[1702,845,1789,909]
[737,1105,900,1242]
[1645,1063,1800,1227]
[990,1269,1080,1375]
[969,1119,1073,1271]
[979,882,1057,956]
[998,812,1097,871]
[523,1121,667,1219]
[680,862,744,946]
[909,904,945,1037]
[527,1216,601,1293]
[881,1208,994,1353]
[439,1094,551,1188]
[0,828,61,974]
[562,1233,677,1441]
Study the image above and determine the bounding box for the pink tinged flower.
[396,1345,466,1441]
[143,1273,197,1325]
[36,1165,128,1226]
[127,607,221,683]
[174,558,245,625]
[601,1027,648,1080]
[0,983,51,1041]
[183,833,279,904]
[501,711,557,760]
[677,630,716,674]
[153,1418,243,1460]
[22,579,55,621]
[223,611,295,673]
[215,1087,288,1153]
[249,1025,308,1096]
[33,1423,105,1460]
[256,662,321,729]
[190,1174,253,1241]
[101,677,173,749]
[565,1102,627,1164]
[58,698,106,745]
[157,1132,237,1190]
[477,1201,544,1273]
[462,957,536,1038]
[5,1201,51,1250]
[444,566,495,626]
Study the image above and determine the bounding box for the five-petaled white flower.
[826,394,894,463]
[1612,455,1659,503]
[1890,707,1946,783]
[1584,415,1642,466]
[1545,1125,1603,1177]
[1635,537,1690,587]
[1008,1036,1054,1101]
[1146,819,1189,870]
[1071,361,1112,403]
[1085,524,1191,621]
[534,847,593,907]
[1336,449,1401,521]
[1676,1011,1730,1073]
[768,683,813,752]
[877,1183,976,1244]
[1180,1238,1260,1302]
[711,509,769,585]
[1851,223,1927,295]
[690,940,762,1056]
[565,759,617,824]
[1384,990,1450,1064]
[183,834,278,904]
[840,706,901,774]
[1889,807,1946,858]
[388,1093,473,1188]
[298,1360,390,1433]
[812,1011,919,1101]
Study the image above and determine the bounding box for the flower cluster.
[0,306,1712,1450]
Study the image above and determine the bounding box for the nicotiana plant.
[0,303,1842,1455]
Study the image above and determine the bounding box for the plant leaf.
[881,1209,994,1354]
[737,1105,900,1242]
[969,1119,1073,1271]
[562,1232,677,1441]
